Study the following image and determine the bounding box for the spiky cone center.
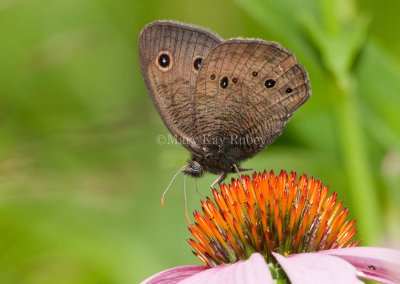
[187,170,359,267]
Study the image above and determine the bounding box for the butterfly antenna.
[161,164,188,207]
[183,173,191,224]
[233,164,247,191]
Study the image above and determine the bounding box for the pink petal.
[141,265,207,284]
[320,247,400,284]
[181,253,273,284]
[273,252,363,284]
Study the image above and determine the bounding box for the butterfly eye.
[264,79,276,88]
[156,51,173,71]
[193,57,202,71]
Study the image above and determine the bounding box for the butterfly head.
[183,160,204,177]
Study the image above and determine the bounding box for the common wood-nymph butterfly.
[138,20,311,187]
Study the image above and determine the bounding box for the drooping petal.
[141,265,207,284]
[181,253,273,284]
[320,247,400,284]
[273,252,363,284]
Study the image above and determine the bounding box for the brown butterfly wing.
[138,21,222,154]
[193,40,311,163]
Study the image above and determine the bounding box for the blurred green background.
[1,0,400,283]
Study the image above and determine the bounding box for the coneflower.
[142,170,400,283]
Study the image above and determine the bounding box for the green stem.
[271,265,290,283]
[334,78,381,243]
[320,0,339,35]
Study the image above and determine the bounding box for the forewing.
[138,21,222,154]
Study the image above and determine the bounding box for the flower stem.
[271,265,290,283]
[334,77,381,243]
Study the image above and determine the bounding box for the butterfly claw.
[237,167,253,172]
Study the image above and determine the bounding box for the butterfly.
[138,20,311,188]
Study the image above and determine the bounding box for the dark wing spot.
[252,71,258,77]
[220,76,229,89]
[193,57,202,71]
[210,74,216,80]
[265,79,276,88]
[285,87,293,93]
[158,53,170,68]
[232,77,238,84]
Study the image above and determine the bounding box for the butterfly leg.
[233,164,247,190]
[210,172,227,188]
[195,178,205,198]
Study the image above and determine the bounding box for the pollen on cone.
[187,170,359,267]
